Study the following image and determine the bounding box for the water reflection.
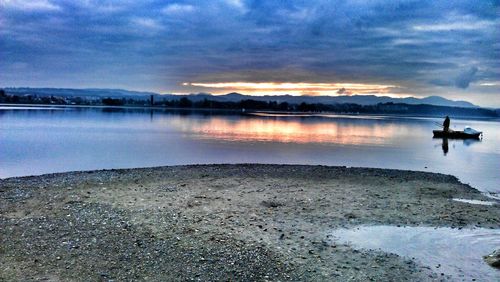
[452,198,498,206]
[0,107,499,194]
[463,138,481,147]
[330,226,500,281]
[442,138,449,155]
[436,137,482,156]
[170,116,405,145]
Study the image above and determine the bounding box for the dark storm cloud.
[0,0,499,105]
[455,67,478,89]
[430,66,479,89]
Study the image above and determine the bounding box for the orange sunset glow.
[169,115,406,145]
[183,82,403,97]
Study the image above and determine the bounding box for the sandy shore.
[1,164,499,281]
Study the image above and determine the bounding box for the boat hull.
[433,130,481,139]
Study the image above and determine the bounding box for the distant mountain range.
[4,87,477,108]
[4,87,158,99]
[179,92,477,108]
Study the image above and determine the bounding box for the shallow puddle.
[330,226,500,281]
[453,198,498,206]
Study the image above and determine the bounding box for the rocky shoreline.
[1,164,499,281]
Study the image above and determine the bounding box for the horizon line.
[1,86,449,99]
[1,86,485,106]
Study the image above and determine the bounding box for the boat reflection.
[440,137,481,155]
[463,138,481,147]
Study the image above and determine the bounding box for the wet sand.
[1,164,499,281]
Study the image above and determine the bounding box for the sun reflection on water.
[170,116,404,145]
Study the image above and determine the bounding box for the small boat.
[433,127,482,139]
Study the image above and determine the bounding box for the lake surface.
[330,226,500,281]
[1,106,499,195]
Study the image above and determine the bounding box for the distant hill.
[4,87,157,99]
[4,87,477,108]
[185,92,477,108]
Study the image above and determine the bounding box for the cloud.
[429,79,452,87]
[455,67,478,89]
[336,87,352,95]
[224,0,246,11]
[413,20,494,32]
[183,82,397,96]
[429,66,480,89]
[130,17,163,31]
[0,0,499,105]
[479,82,500,86]
[0,0,60,11]
[162,3,195,15]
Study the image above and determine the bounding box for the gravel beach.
[1,164,499,281]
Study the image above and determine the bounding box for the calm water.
[1,106,499,195]
[330,226,500,281]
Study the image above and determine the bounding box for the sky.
[1,0,499,106]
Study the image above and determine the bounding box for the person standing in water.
[443,116,450,132]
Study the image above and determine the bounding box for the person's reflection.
[442,138,449,156]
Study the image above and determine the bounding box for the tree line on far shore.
[89,96,500,117]
[1,89,498,117]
